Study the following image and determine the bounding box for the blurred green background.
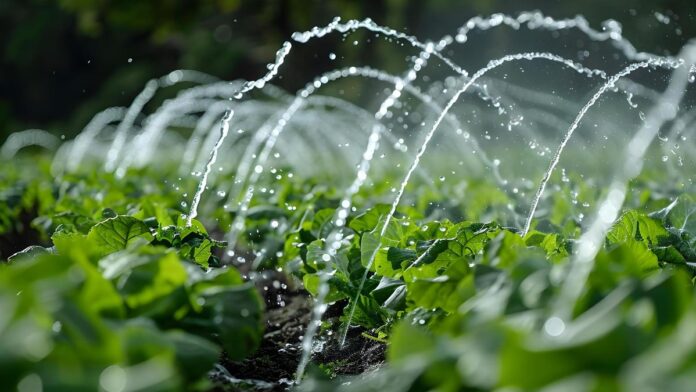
[1,0,694,141]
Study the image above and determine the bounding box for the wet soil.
[210,271,386,391]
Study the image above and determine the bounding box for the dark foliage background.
[1,0,694,140]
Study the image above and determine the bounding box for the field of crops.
[2,10,696,392]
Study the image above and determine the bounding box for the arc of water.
[115,98,223,175]
[115,81,254,174]
[104,80,160,172]
[185,110,234,227]
[522,57,682,236]
[292,17,468,77]
[223,45,526,234]
[222,97,305,258]
[123,82,288,175]
[67,107,128,172]
[338,51,620,347]
[228,51,606,259]
[220,11,640,260]
[550,42,696,324]
[269,96,437,184]
[179,101,233,175]
[222,62,465,258]
[104,70,219,172]
[182,101,285,175]
[232,10,691,112]
[232,42,292,100]
[446,11,695,79]
[0,129,61,159]
[297,51,608,381]
[32,11,691,174]
[98,12,692,382]
[223,53,486,381]
[118,86,282,177]
[294,57,428,379]
[320,70,500,183]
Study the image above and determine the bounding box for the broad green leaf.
[100,248,188,314]
[165,330,219,382]
[176,215,208,237]
[53,211,96,234]
[349,204,392,233]
[188,284,264,360]
[179,236,212,268]
[607,210,667,246]
[7,245,50,263]
[387,247,417,269]
[652,195,696,233]
[303,273,349,303]
[88,215,153,257]
[341,294,389,329]
[387,322,436,365]
[525,230,569,261]
[361,231,401,278]
[653,245,687,265]
[406,261,474,312]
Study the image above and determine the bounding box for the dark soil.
[209,270,386,391]
[0,204,44,260]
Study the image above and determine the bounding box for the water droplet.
[17,373,43,392]
[100,365,127,392]
[654,11,670,24]
[544,316,565,337]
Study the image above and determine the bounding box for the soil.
[210,270,386,391]
[0,204,44,260]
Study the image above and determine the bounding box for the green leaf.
[652,195,696,233]
[608,210,667,246]
[387,322,436,365]
[349,204,391,233]
[341,294,389,329]
[165,330,219,382]
[53,211,97,234]
[100,247,188,314]
[303,273,349,303]
[7,245,51,263]
[406,261,474,312]
[189,284,264,360]
[525,230,569,261]
[176,216,208,237]
[87,215,154,257]
[179,235,213,269]
[387,247,417,269]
